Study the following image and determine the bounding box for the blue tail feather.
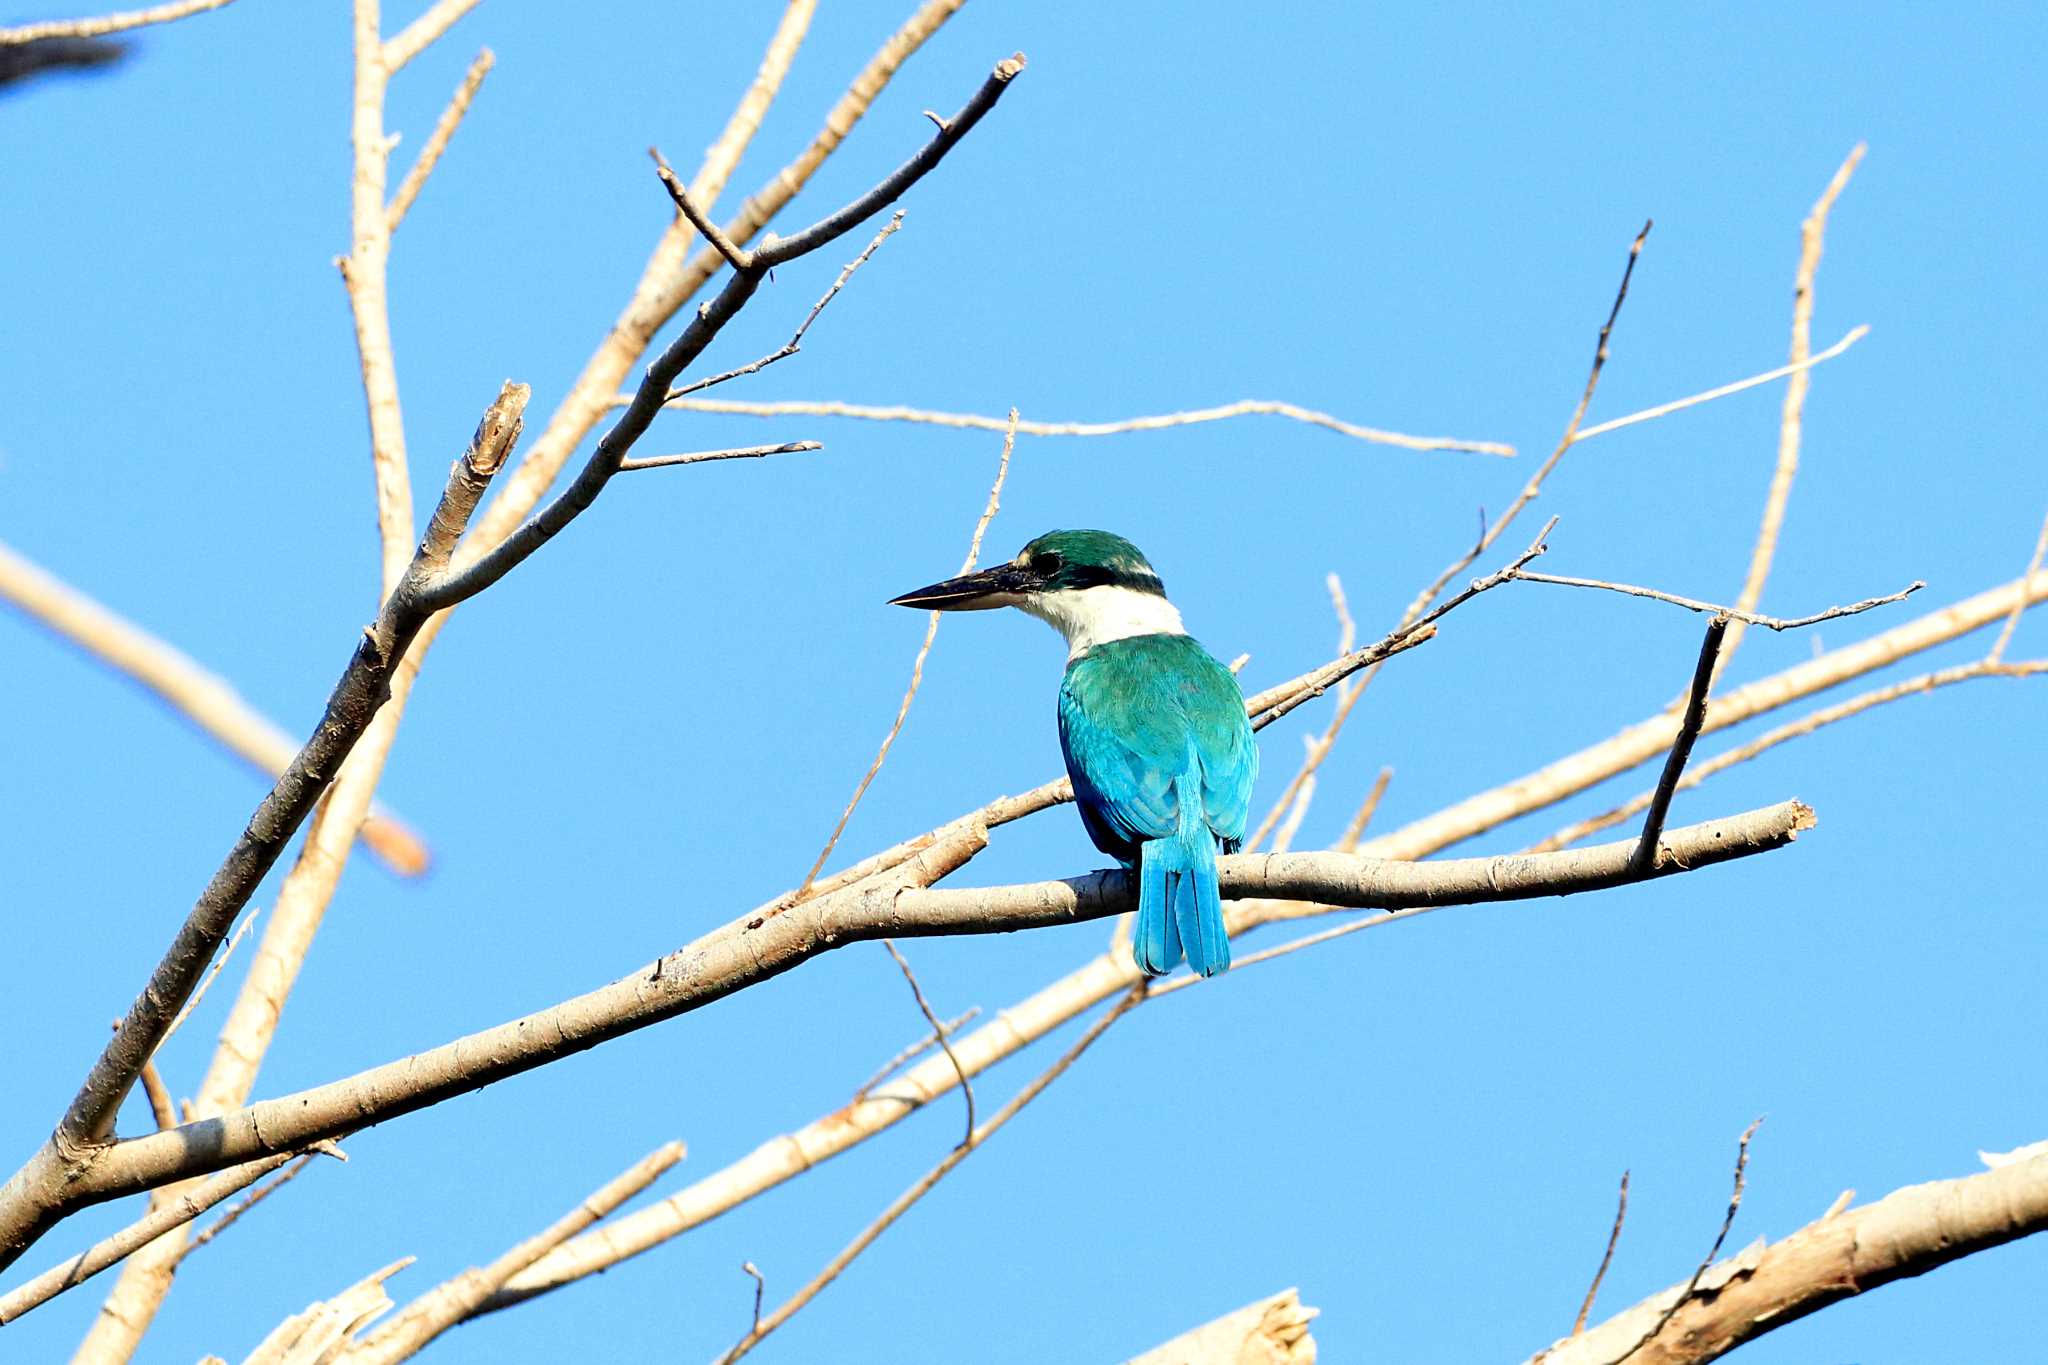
[1131,777,1232,978]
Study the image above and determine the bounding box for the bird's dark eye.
[1029,551,1064,575]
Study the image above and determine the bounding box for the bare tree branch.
[1569,325,1868,445]
[386,47,493,234]
[1614,1118,1761,1363]
[0,1150,301,1324]
[380,0,479,73]
[1527,1145,2048,1364]
[1572,1171,1630,1337]
[799,409,1016,892]
[1126,1289,1319,1365]
[0,542,429,876]
[338,1142,685,1364]
[1507,572,1922,632]
[1362,565,2048,862]
[615,440,821,472]
[717,986,1148,1363]
[1716,145,1865,678]
[0,384,530,1274]
[16,804,1804,1224]
[1525,656,2048,854]
[0,0,229,44]
[657,395,1516,456]
[1632,617,1729,873]
[412,57,1027,614]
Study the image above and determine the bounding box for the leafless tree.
[2,5,2044,1363]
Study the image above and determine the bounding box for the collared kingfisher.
[889,530,1257,977]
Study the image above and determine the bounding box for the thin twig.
[1510,570,1922,631]
[159,903,260,1045]
[853,1008,981,1101]
[1395,222,1650,627]
[742,1262,764,1333]
[1244,575,1362,853]
[655,395,1514,455]
[1717,145,1865,680]
[881,941,975,1147]
[1989,507,2048,663]
[185,1148,329,1252]
[0,0,229,44]
[665,212,905,402]
[1633,617,1729,873]
[616,440,821,472]
[1253,517,1557,730]
[1570,325,1868,444]
[1614,1119,1763,1364]
[653,149,754,272]
[718,985,1148,1364]
[796,409,1016,892]
[138,1058,176,1133]
[387,47,494,234]
[1337,768,1393,853]
[1573,1171,1630,1336]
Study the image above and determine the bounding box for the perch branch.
[26,805,1805,1215]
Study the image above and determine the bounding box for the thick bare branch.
[1632,617,1729,873]
[1529,1145,2048,1365]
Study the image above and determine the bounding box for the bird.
[889,530,1257,977]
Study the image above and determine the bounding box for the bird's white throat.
[1020,586,1186,660]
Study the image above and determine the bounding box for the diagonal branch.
[412,56,1027,614]
[1631,618,1728,873]
[0,384,529,1274]
[0,0,230,44]
[1525,1144,2048,1365]
[0,541,429,876]
[386,47,494,234]
[340,1142,684,1364]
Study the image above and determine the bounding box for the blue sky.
[4,3,2045,1361]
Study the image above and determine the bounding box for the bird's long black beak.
[887,563,1038,610]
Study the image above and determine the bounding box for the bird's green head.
[887,529,1167,611]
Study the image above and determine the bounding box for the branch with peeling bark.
[1530,1145,2048,1365]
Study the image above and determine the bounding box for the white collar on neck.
[1018,585,1186,660]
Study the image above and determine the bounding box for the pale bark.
[1127,1289,1319,1365]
